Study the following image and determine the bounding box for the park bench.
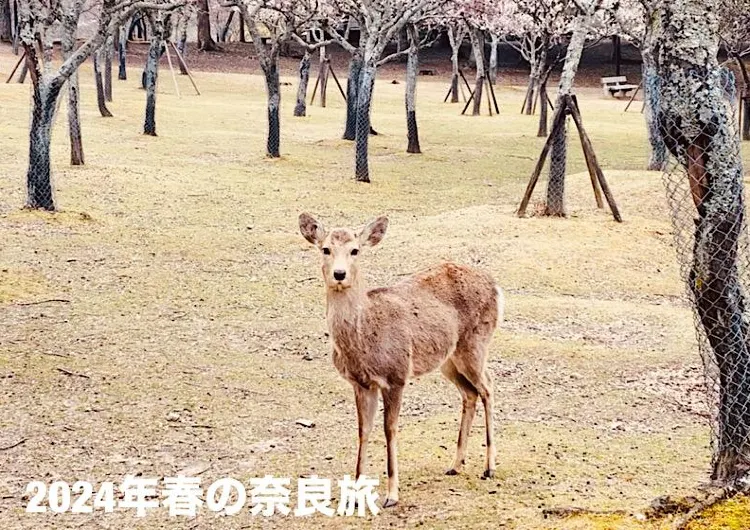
[601,76,639,98]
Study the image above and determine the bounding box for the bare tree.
[143,10,166,135]
[17,0,180,211]
[197,0,219,50]
[61,0,84,165]
[94,44,114,117]
[326,0,442,182]
[656,0,750,486]
[446,22,467,103]
[229,0,319,157]
[405,23,421,153]
[0,0,12,41]
[544,0,599,217]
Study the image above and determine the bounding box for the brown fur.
[298,213,503,507]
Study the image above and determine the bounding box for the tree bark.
[104,35,113,101]
[656,0,750,485]
[537,79,549,137]
[343,52,363,141]
[118,23,127,80]
[262,55,281,157]
[94,48,113,117]
[354,62,376,182]
[197,0,219,52]
[448,25,463,103]
[62,11,84,165]
[177,12,188,74]
[642,26,667,170]
[27,77,61,210]
[469,27,485,116]
[544,8,591,217]
[0,0,11,43]
[488,33,498,85]
[143,14,163,136]
[405,24,420,154]
[294,51,311,117]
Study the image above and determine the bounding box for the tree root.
[643,478,749,530]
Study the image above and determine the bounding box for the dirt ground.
[0,43,748,529]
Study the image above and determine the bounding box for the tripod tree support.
[517,94,622,222]
[169,41,200,95]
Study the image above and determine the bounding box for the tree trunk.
[27,78,61,210]
[262,57,281,157]
[294,51,311,117]
[405,24,421,154]
[104,35,113,101]
[354,62,376,182]
[118,23,127,80]
[0,0,11,43]
[94,49,113,117]
[197,0,219,52]
[642,48,667,170]
[537,79,549,137]
[239,13,245,43]
[177,13,188,74]
[448,26,463,103]
[656,0,750,485]
[143,14,163,136]
[488,33,498,85]
[343,52,363,141]
[545,116,567,216]
[62,16,83,165]
[469,28,485,116]
[544,9,591,217]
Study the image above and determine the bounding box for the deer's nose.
[333,270,347,281]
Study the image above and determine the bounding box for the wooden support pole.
[566,95,622,222]
[461,87,476,115]
[487,72,500,114]
[443,84,452,103]
[170,42,200,95]
[327,62,347,102]
[458,69,472,93]
[164,43,180,98]
[624,80,642,112]
[5,51,25,83]
[486,77,493,116]
[518,105,568,217]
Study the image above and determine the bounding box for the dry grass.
[0,44,748,529]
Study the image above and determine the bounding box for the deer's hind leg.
[441,358,479,475]
[450,335,496,479]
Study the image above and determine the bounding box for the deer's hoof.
[445,468,459,476]
[383,498,398,508]
[482,469,495,480]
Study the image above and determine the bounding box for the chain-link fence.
[659,65,750,484]
[26,79,64,211]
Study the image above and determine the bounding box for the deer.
[298,213,503,508]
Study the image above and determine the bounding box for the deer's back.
[362,262,499,379]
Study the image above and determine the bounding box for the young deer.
[298,213,503,507]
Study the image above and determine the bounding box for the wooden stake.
[5,51,25,83]
[327,63,347,102]
[461,87,475,115]
[517,105,568,217]
[170,41,200,95]
[566,95,622,222]
[164,43,180,98]
[624,80,642,112]
[486,77,493,116]
[487,73,500,114]
[458,69,472,93]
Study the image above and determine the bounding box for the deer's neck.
[326,281,369,344]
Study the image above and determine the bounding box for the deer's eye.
[322,248,331,255]
[351,248,359,256]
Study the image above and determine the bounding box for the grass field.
[1,44,748,529]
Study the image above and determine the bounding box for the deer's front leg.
[353,384,378,479]
[381,384,404,508]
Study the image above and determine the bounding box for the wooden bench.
[601,76,639,98]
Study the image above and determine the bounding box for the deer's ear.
[299,213,327,246]
[359,216,389,247]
